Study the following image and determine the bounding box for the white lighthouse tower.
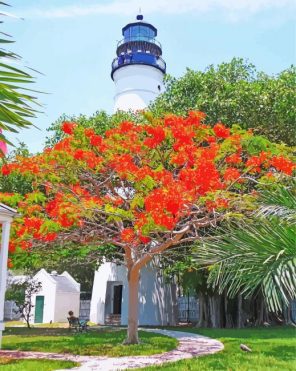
[111,14,166,111]
[90,16,177,326]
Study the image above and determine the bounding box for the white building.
[90,262,178,326]
[31,269,80,323]
[90,15,178,326]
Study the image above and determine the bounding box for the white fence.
[4,300,21,320]
[178,296,199,322]
[79,300,91,321]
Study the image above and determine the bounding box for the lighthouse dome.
[111,15,166,80]
[111,15,166,112]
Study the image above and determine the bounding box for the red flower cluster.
[45,194,80,229]
[246,151,270,173]
[223,167,241,182]
[1,158,40,176]
[144,126,165,148]
[179,161,223,195]
[144,186,188,229]
[213,123,230,138]
[61,121,76,135]
[73,149,103,169]
[109,154,139,177]
[121,228,135,242]
[90,134,103,146]
[1,111,294,256]
[1,164,12,176]
[225,153,242,164]
[271,156,295,175]
[206,198,229,212]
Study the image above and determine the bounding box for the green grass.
[0,358,77,371]
[4,321,97,328]
[2,327,177,357]
[137,326,296,371]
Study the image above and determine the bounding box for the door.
[113,285,123,314]
[34,296,44,323]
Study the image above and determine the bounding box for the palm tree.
[194,182,296,314]
[0,2,40,146]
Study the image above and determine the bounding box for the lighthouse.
[111,14,166,111]
[90,16,177,327]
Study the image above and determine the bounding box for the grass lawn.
[4,321,97,328]
[0,358,77,371]
[137,326,296,371]
[2,327,177,357]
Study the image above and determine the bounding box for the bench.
[67,317,89,332]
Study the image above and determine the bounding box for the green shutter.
[34,296,44,323]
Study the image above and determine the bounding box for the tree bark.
[283,303,295,325]
[209,294,222,328]
[224,291,233,328]
[196,293,207,327]
[125,268,140,344]
[237,293,243,328]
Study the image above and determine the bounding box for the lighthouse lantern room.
[111,14,166,111]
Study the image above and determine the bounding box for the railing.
[178,296,199,323]
[111,52,166,74]
[117,37,162,49]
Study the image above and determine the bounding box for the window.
[124,25,155,41]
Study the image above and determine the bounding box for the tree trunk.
[196,293,209,327]
[125,269,140,344]
[237,294,243,328]
[224,291,233,328]
[283,303,295,325]
[209,294,222,328]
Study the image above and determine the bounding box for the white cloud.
[18,0,296,20]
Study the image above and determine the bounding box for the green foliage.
[0,142,33,194]
[0,4,40,145]
[194,182,296,312]
[241,135,278,155]
[150,58,296,145]
[5,282,25,304]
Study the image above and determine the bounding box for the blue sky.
[4,0,296,153]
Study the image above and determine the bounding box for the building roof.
[34,269,80,293]
[0,203,18,217]
[50,274,80,293]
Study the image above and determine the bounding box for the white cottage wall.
[136,265,177,326]
[31,270,56,323]
[90,262,177,326]
[90,263,127,324]
[113,65,164,112]
[54,291,80,322]
[53,271,80,322]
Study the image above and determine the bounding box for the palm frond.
[195,217,296,312]
[0,3,41,145]
[256,181,296,223]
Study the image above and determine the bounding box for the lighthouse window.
[124,25,155,42]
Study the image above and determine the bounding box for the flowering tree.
[0,112,294,343]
